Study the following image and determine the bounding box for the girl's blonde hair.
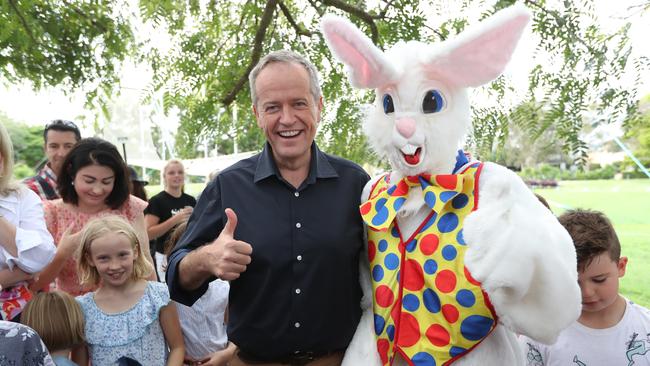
[0,122,18,195]
[76,215,154,286]
[21,291,85,352]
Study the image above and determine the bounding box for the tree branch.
[278,0,314,37]
[8,0,38,44]
[220,0,277,106]
[61,0,108,33]
[319,0,379,43]
[377,0,397,18]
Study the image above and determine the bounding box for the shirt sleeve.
[166,179,223,306]
[144,194,160,216]
[3,188,56,273]
[125,195,148,221]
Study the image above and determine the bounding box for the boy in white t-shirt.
[521,209,650,366]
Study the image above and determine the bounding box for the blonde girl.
[145,159,196,281]
[74,215,184,366]
[21,291,85,366]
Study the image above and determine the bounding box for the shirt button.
[294,191,300,197]
[296,255,302,261]
[294,322,301,328]
[295,288,301,294]
[296,222,301,228]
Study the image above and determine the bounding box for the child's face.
[577,252,627,314]
[87,232,137,288]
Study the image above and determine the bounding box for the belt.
[237,349,342,365]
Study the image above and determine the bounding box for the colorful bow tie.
[360,173,472,231]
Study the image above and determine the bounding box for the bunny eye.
[382,94,395,114]
[422,90,444,114]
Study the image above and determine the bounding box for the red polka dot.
[419,234,439,255]
[360,201,372,215]
[392,181,409,196]
[406,176,420,184]
[425,324,451,347]
[464,266,481,286]
[396,312,421,348]
[435,175,458,190]
[375,285,395,308]
[391,301,401,322]
[421,173,432,181]
[377,339,389,365]
[435,270,457,293]
[368,241,376,262]
[403,259,425,291]
[442,304,459,323]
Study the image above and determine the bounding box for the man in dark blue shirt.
[166,50,370,365]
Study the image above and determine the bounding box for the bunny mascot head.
[322,4,581,366]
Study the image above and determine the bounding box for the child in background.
[520,209,650,366]
[165,219,235,366]
[74,216,184,366]
[21,291,85,366]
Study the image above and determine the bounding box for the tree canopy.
[2,0,648,165]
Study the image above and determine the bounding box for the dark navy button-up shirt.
[167,143,370,359]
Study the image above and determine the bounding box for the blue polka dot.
[449,346,466,358]
[423,259,438,275]
[386,325,395,341]
[442,245,457,260]
[403,294,420,312]
[372,206,389,227]
[423,288,441,313]
[456,289,476,307]
[421,212,438,231]
[452,193,469,209]
[457,229,466,245]
[374,314,385,335]
[375,197,388,209]
[391,226,400,238]
[378,239,388,252]
[424,191,437,208]
[412,352,436,366]
[460,315,494,341]
[384,253,399,270]
[440,191,457,203]
[406,238,417,252]
[387,185,396,195]
[393,197,406,211]
[437,212,459,233]
[372,265,384,282]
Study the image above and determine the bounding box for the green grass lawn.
[534,179,650,308]
[148,179,650,307]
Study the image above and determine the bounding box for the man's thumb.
[222,208,238,236]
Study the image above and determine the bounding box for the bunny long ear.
[424,4,531,88]
[321,15,398,89]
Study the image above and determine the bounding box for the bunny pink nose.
[396,117,416,138]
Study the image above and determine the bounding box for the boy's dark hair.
[43,119,81,142]
[558,209,620,272]
[58,137,130,209]
[164,218,189,258]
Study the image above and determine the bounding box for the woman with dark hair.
[31,138,155,296]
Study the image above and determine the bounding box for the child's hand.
[196,350,231,366]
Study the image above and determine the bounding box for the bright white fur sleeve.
[463,162,581,344]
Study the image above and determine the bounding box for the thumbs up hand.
[207,208,253,280]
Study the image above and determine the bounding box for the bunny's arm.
[463,163,581,344]
[342,178,383,366]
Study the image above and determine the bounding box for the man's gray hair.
[249,50,322,107]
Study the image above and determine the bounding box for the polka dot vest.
[361,161,497,366]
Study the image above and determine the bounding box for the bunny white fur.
[322,4,581,366]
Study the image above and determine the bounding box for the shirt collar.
[254,142,338,184]
[42,164,58,180]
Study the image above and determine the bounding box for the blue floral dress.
[76,281,170,366]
